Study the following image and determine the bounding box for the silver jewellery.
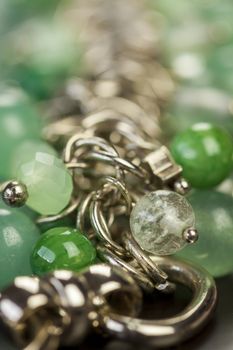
[0,0,217,349]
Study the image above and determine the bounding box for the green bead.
[0,86,42,180]
[0,200,41,289]
[31,227,96,275]
[10,140,57,177]
[171,123,233,188]
[7,22,84,99]
[176,190,233,277]
[16,152,73,215]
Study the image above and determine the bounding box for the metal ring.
[99,256,217,347]
[83,264,142,318]
[97,245,155,292]
[89,176,132,256]
[64,135,125,185]
[122,232,175,293]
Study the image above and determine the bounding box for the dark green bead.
[31,227,96,276]
[171,123,233,188]
[177,190,233,277]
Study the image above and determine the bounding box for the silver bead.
[183,227,199,244]
[0,276,62,350]
[83,264,142,318]
[43,270,91,346]
[173,177,190,195]
[1,181,28,207]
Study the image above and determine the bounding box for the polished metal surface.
[0,265,142,350]
[1,181,28,207]
[100,256,217,347]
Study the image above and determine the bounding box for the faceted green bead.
[10,140,57,177]
[171,123,233,188]
[16,152,73,215]
[31,227,96,276]
[0,86,42,180]
[176,190,233,277]
[0,200,41,289]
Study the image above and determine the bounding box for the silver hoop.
[99,256,217,347]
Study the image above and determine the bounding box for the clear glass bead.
[130,190,195,255]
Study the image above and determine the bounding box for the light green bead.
[0,200,41,289]
[17,152,73,215]
[10,140,57,177]
[177,190,233,277]
[0,86,42,180]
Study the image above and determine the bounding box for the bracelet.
[2,1,233,349]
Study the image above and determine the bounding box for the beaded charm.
[130,190,197,255]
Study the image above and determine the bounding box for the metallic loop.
[37,198,80,225]
[89,176,133,256]
[100,256,217,347]
[83,264,142,318]
[122,232,175,292]
[97,245,155,293]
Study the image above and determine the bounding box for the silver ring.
[99,256,217,347]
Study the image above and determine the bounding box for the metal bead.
[42,270,92,346]
[0,275,62,350]
[183,227,199,244]
[83,264,142,318]
[173,177,190,195]
[1,181,28,207]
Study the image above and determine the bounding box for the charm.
[130,190,198,255]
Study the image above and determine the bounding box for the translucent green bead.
[171,123,233,188]
[10,140,57,177]
[31,227,96,276]
[0,86,42,180]
[16,152,73,215]
[176,190,233,277]
[0,200,41,289]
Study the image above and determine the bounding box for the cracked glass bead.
[130,190,195,255]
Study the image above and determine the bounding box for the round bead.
[0,86,42,180]
[1,181,28,207]
[10,139,57,177]
[171,123,233,188]
[8,22,83,99]
[16,152,73,215]
[177,190,233,277]
[130,190,195,255]
[31,227,97,276]
[0,200,41,289]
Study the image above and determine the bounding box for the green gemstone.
[0,200,41,289]
[7,22,84,99]
[0,86,42,180]
[171,123,233,188]
[10,140,57,177]
[31,227,96,275]
[17,152,73,215]
[176,190,233,277]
